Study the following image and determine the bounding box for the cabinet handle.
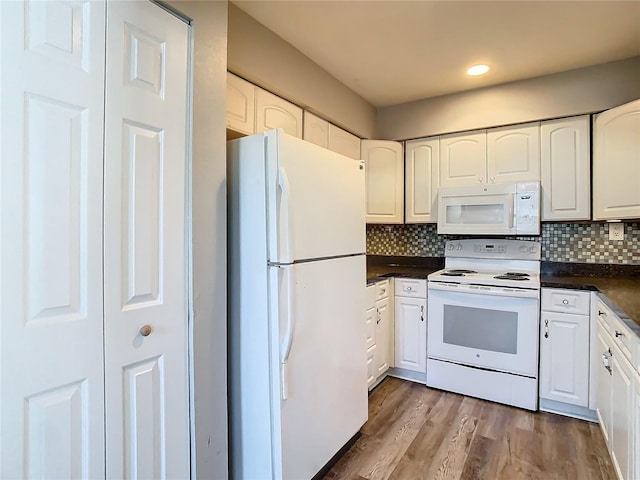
[406,286,412,292]
[478,177,483,183]
[139,325,152,337]
[420,305,424,322]
[562,299,569,305]
[614,330,625,338]
[376,308,381,325]
[544,319,549,339]
[489,177,495,183]
[602,349,613,375]
[598,310,605,316]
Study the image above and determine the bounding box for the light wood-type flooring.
[323,377,616,480]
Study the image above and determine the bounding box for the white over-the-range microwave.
[437,181,540,235]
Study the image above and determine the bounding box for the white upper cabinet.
[487,122,540,184]
[362,140,404,224]
[255,88,303,138]
[303,111,361,160]
[328,123,361,160]
[593,99,640,220]
[405,137,439,223]
[540,116,591,221]
[226,72,255,136]
[439,130,487,187]
[303,111,329,148]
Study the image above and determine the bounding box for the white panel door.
[540,116,591,221]
[405,137,439,223]
[256,88,303,138]
[276,256,368,480]
[103,3,189,479]
[439,131,487,187]
[362,139,404,224]
[303,111,329,148]
[593,99,640,220]
[539,312,589,407]
[0,2,106,478]
[328,123,361,160]
[394,297,427,373]
[266,131,366,263]
[226,72,255,135]
[487,122,540,184]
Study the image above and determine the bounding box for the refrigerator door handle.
[280,266,295,400]
[277,166,293,264]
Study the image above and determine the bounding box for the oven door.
[427,282,539,377]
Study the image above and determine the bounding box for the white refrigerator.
[227,130,368,479]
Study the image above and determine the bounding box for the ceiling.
[232,1,640,108]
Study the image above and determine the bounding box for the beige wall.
[165,1,228,479]
[377,56,640,140]
[227,3,376,138]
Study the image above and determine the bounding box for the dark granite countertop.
[367,256,640,332]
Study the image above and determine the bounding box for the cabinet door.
[635,374,640,480]
[405,137,439,223]
[487,122,540,184]
[375,298,392,377]
[596,327,613,444]
[611,345,633,480]
[593,99,640,220]
[227,72,255,136]
[255,88,303,138]
[439,131,486,187]
[394,297,427,373]
[367,346,377,388]
[540,116,590,221]
[362,140,404,224]
[329,123,361,160]
[539,312,589,407]
[303,111,329,148]
[365,306,375,350]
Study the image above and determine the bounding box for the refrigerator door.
[266,130,366,264]
[268,255,368,479]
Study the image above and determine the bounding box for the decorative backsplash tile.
[366,222,640,264]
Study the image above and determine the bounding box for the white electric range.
[427,239,541,411]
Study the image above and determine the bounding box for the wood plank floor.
[323,377,617,480]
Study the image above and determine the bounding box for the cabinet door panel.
[611,346,633,480]
[365,307,375,350]
[227,72,255,135]
[541,116,590,221]
[329,123,361,160]
[394,297,427,373]
[539,312,589,407]
[487,122,540,184]
[256,89,303,138]
[375,298,392,376]
[593,99,640,220]
[439,131,486,187]
[405,137,439,223]
[303,111,329,148]
[362,140,404,224]
[596,328,613,444]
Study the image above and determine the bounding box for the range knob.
[529,246,538,254]
[519,246,528,253]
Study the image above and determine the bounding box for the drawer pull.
[420,305,424,322]
[406,286,412,291]
[614,330,625,338]
[544,319,549,339]
[562,299,568,305]
[602,349,613,375]
[598,310,605,316]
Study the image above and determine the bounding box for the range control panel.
[445,239,540,260]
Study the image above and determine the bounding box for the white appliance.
[427,239,541,411]
[437,181,540,235]
[227,130,368,479]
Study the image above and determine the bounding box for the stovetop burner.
[441,269,477,277]
[503,272,530,277]
[494,274,530,281]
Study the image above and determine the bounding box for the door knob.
[139,325,152,337]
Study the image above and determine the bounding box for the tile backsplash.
[367,222,640,264]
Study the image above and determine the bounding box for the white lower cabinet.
[366,279,394,389]
[394,279,427,378]
[634,373,640,480]
[595,297,636,480]
[539,288,592,416]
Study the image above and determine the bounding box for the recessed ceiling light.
[467,64,490,76]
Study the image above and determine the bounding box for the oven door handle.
[427,281,539,299]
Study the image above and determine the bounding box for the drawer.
[375,279,391,301]
[610,314,633,364]
[541,288,590,315]
[596,299,614,333]
[366,284,376,309]
[395,278,427,298]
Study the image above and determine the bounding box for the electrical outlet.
[608,223,625,241]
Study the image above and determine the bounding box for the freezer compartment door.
[269,255,368,479]
[266,130,365,263]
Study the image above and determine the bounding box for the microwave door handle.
[508,195,515,228]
